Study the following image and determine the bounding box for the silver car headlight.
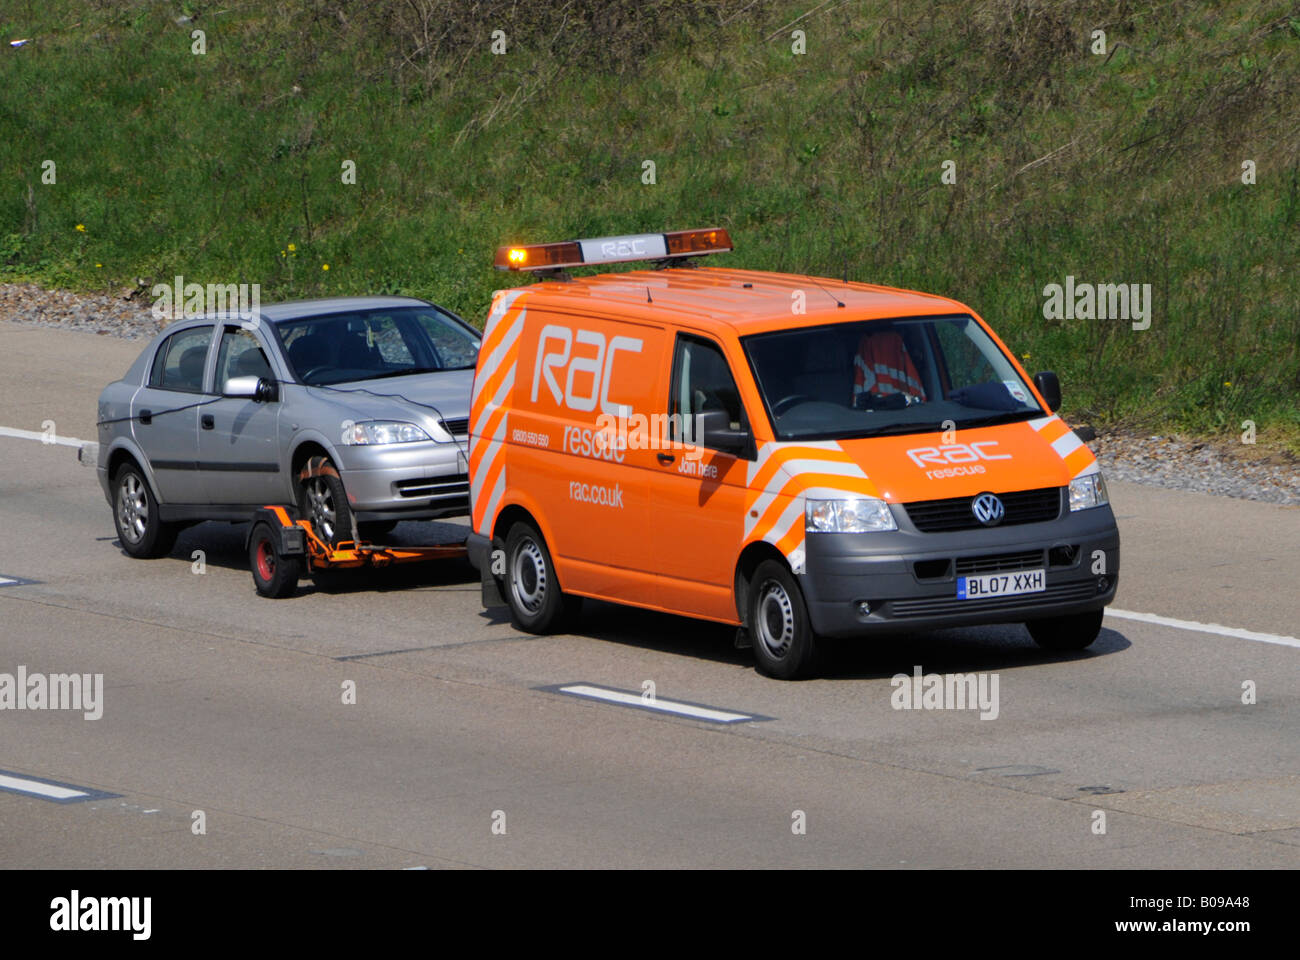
[1068,472,1109,511]
[805,497,898,533]
[341,420,431,445]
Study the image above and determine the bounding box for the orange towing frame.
[246,505,468,598]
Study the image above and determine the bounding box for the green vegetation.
[1,1,1297,445]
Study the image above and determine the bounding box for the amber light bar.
[495,228,733,272]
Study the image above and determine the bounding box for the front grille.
[888,581,1097,619]
[954,550,1044,576]
[395,474,469,499]
[440,417,469,436]
[904,487,1063,532]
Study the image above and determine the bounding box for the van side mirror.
[224,375,278,403]
[1033,371,1061,412]
[696,408,751,457]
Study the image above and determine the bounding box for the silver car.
[96,296,480,558]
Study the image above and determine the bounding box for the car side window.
[215,327,272,392]
[669,334,745,449]
[149,326,214,393]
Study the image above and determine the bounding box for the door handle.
[201,414,215,430]
[138,409,152,425]
[657,452,675,465]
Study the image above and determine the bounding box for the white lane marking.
[557,684,754,723]
[0,576,15,586]
[1106,608,1300,649]
[0,772,88,801]
[0,425,90,448]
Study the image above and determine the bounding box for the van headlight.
[1068,473,1109,511]
[806,497,898,532]
[341,420,431,445]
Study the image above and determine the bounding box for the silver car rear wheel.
[112,462,179,559]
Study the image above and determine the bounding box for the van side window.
[669,334,745,448]
[149,325,214,393]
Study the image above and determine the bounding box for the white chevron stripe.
[1051,430,1084,459]
[478,466,506,537]
[766,497,805,549]
[471,357,518,441]
[471,307,524,408]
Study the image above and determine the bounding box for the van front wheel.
[748,560,818,679]
[504,521,579,633]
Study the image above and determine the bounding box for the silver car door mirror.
[224,375,277,402]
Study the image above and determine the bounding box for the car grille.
[440,417,469,436]
[887,581,1097,618]
[954,550,1044,576]
[395,474,469,500]
[903,487,1062,532]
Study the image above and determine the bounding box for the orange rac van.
[466,229,1119,678]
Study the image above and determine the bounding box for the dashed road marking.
[0,769,120,803]
[542,683,769,724]
[0,574,36,587]
[1106,608,1300,650]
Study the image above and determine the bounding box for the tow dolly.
[246,505,468,598]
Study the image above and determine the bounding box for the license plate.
[957,568,1046,600]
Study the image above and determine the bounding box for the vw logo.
[971,492,1005,526]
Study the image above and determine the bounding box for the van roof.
[508,267,970,336]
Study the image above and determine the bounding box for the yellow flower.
[322,263,329,271]
[1223,381,1232,387]
[288,243,296,252]
[281,250,286,257]
[75,224,85,232]
[95,263,102,268]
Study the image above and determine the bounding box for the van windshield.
[742,315,1043,441]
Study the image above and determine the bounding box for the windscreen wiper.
[367,366,443,379]
[951,410,1040,429]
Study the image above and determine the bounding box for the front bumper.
[800,503,1120,638]
[334,439,469,520]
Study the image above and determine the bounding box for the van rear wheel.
[503,521,580,633]
[748,559,818,679]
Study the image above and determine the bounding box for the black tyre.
[748,559,819,679]
[113,462,179,559]
[1026,609,1105,651]
[249,522,302,599]
[356,520,397,542]
[503,521,581,633]
[298,463,353,548]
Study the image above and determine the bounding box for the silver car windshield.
[276,306,480,386]
[742,315,1043,441]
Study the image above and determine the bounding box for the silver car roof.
[256,296,431,322]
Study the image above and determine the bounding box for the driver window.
[216,327,271,392]
[669,335,744,448]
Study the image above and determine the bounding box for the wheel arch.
[105,440,163,504]
[734,540,791,625]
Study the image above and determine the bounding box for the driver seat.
[853,331,926,403]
